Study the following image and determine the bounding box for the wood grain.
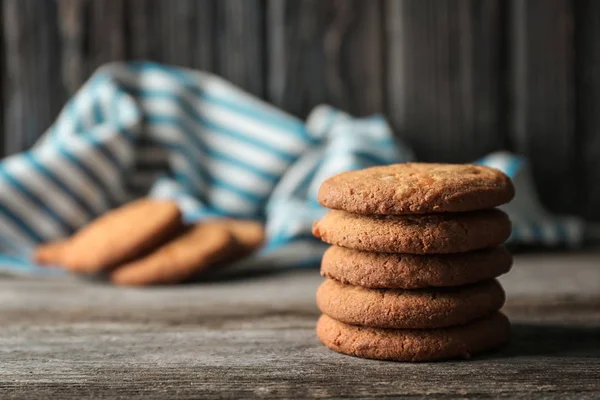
[57,0,87,93]
[215,0,264,97]
[0,251,599,398]
[2,0,66,154]
[267,0,384,117]
[0,1,3,157]
[510,0,577,214]
[86,0,126,74]
[386,0,507,162]
[0,1,599,219]
[125,0,215,70]
[56,0,127,93]
[88,0,126,75]
[576,0,600,219]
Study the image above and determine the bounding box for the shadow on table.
[189,264,311,284]
[86,263,317,286]
[495,323,600,358]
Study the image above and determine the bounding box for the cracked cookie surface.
[316,312,511,362]
[316,278,505,329]
[312,209,511,254]
[318,163,514,215]
[321,245,512,289]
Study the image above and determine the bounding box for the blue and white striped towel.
[0,62,587,274]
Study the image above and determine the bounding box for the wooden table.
[0,250,598,399]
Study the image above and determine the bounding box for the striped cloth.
[0,62,586,274]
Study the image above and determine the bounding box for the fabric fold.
[0,62,587,273]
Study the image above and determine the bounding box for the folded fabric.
[0,62,587,274]
[477,152,585,248]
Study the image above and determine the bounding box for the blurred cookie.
[33,240,69,267]
[109,222,234,286]
[316,312,510,362]
[316,278,505,329]
[222,219,265,258]
[34,199,185,273]
[312,209,511,254]
[110,219,265,286]
[321,246,512,289]
[318,163,514,215]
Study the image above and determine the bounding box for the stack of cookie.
[312,163,515,362]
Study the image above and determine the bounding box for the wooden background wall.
[1,0,599,219]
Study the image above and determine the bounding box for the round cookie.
[316,312,511,362]
[321,246,512,289]
[222,219,265,257]
[316,278,505,329]
[109,222,235,286]
[318,163,514,215]
[35,199,185,273]
[109,219,265,286]
[313,209,511,254]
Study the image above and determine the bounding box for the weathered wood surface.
[387,0,508,162]
[511,0,577,214]
[216,0,264,98]
[575,0,600,220]
[1,0,600,219]
[2,0,65,154]
[0,250,598,399]
[267,0,383,117]
[126,0,215,70]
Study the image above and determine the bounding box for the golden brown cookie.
[316,278,505,329]
[109,219,264,286]
[221,219,266,258]
[316,312,511,362]
[33,240,69,267]
[321,246,512,289]
[34,199,185,273]
[312,209,511,254]
[109,222,235,286]
[318,163,514,215]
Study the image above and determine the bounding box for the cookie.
[34,198,185,273]
[321,246,512,289]
[316,312,510,362]
[109,219,264,286]
[316,278,505,329]
[109,221,235,286]
[318,163,514,215]
[33,240,69,266]
[222,219,265,258]
[312,209,511,254]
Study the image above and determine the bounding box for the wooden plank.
[510,0,576,213]
[575,0,600,220]
[125,0,215,70]
[57,0,127,93]
[57,0,87,94]
[0,1,4,157]
[86,0,126,76]
[267,0,383,118]
[2,0,66,154]
[215,0,265,97]
[386,0,507,162]
[0,251,600,398]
